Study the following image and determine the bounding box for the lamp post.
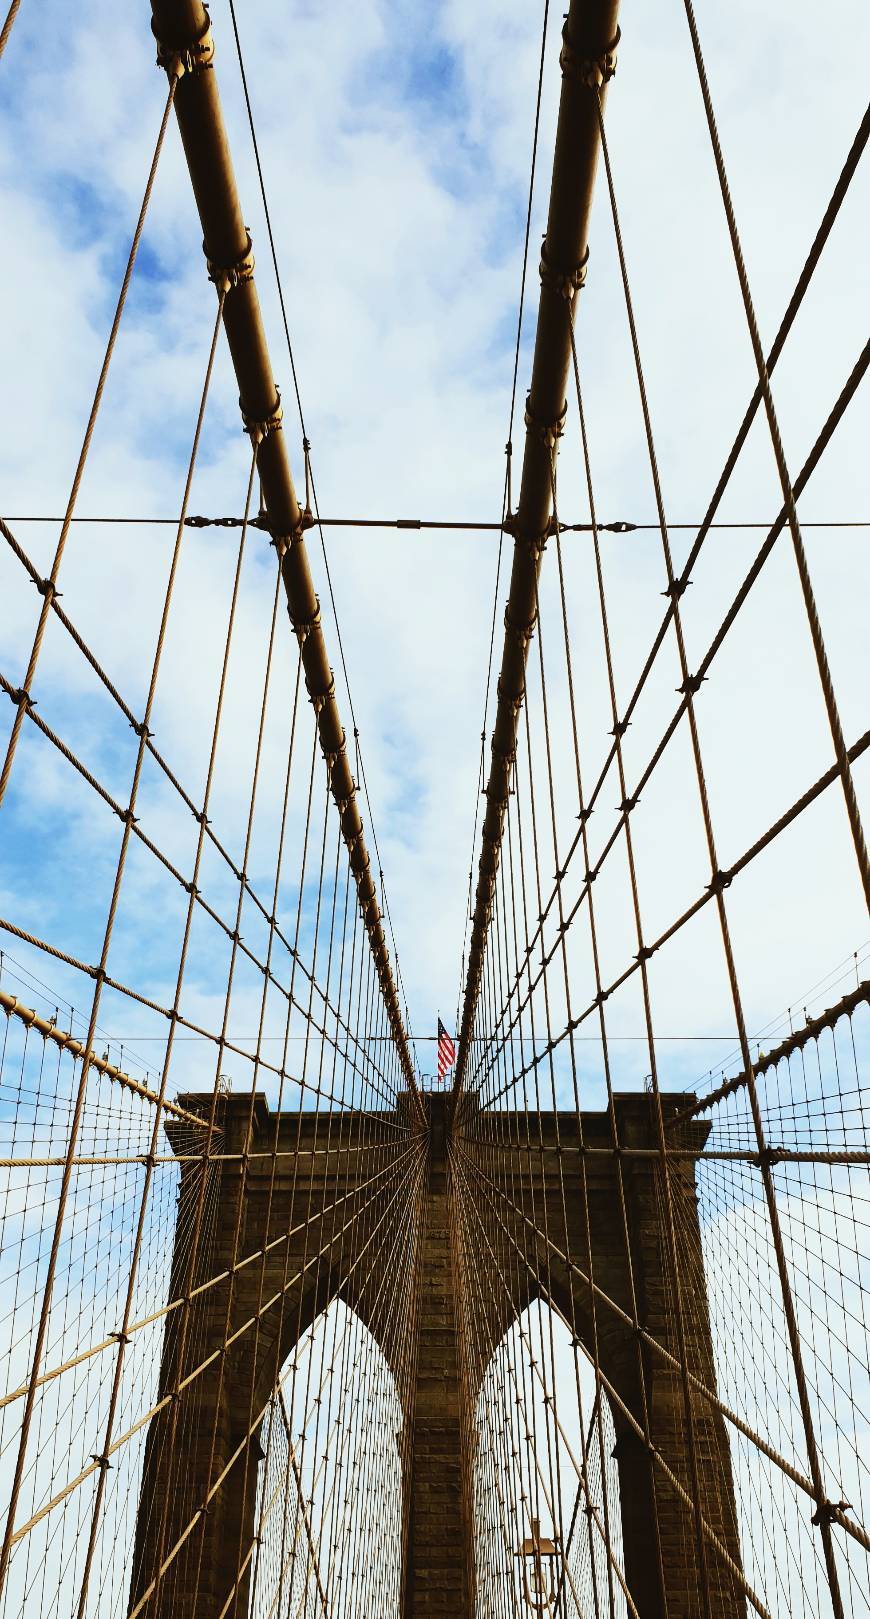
[516,1517,560,1612]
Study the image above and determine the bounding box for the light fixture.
[516,1516,560,1612]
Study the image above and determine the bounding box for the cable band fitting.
[524,394,567,451]
[309,673,335,714]
[242,390,283,446]
[560,24,620,90]
[290,596,321,645]
[206,232,255,295]
[153,12,215,81]
[540,241,589,300]
[504,605,538,650]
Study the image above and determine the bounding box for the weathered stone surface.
[132,1093,743,1618]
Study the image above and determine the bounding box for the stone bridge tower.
[131,1092,743,1618]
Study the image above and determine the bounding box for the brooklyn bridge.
[0,1,868,1615]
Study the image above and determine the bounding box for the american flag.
[436,1018,455,1083]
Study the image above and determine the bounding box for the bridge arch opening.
[472,1298,626,1617]
[250,1298,404,1619]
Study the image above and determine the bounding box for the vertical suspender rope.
[453,0,621,1103]
[149,0,422,1124]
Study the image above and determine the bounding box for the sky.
[0,0,868,1099]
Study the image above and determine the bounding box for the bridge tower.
[131,1092,742,1617]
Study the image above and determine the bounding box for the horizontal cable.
[0,915,402,1116]
[0,1135,421,1416]
[0,517,385,1092]
[4,512,867,531]
[472,339,870,1099]
[454,1142,870,1560]
[478,726,870,1108]
[0,989,215,1129]
[123,1140,427,1618]
[669,979,870,1126]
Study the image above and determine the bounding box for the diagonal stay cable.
[225,0,415,1046]
[456,0,553,1034]
[0,73,178,809]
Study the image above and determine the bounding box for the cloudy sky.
[0,0,868,1099]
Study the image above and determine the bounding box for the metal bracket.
[560,23,620,90]
[496,677,525,717]
[206,230,255,295]
[290,596,321,646]
[539,241,589,301]
[241,390,283,446]
[811,1499,851,1527]
[524,393,567,451]
[678,671,705,696]
[504,604,537,649]
[153,11,215,81]
[308,672,335,713]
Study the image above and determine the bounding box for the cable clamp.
[706,867,732,896]
[662,576,690,601]
[560,23,620,90]
[272,512,313,557]
[610,717,630,738]
[33,575,60,602]
[618,794,638,815]
[750,1147,783,1171]
[241,390,283,447]
[153,12,215,81]
[635,944,654,964]
[129,717,153,740]
[496,676,525,717]
[577,805,594,824]
[322,740,344,774]
[206,231,255,295]
[6,685,35,712]
[678,671,705,696]
[811,1499,851,1527]
[290,596,321,645]
[524,393,567,451]
[111,1330,131,1346]
[539,241,589,301]
[504,604,537,648]
[309,672,335,714]
[91,1453,112,1471]
[116,805,138,829]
